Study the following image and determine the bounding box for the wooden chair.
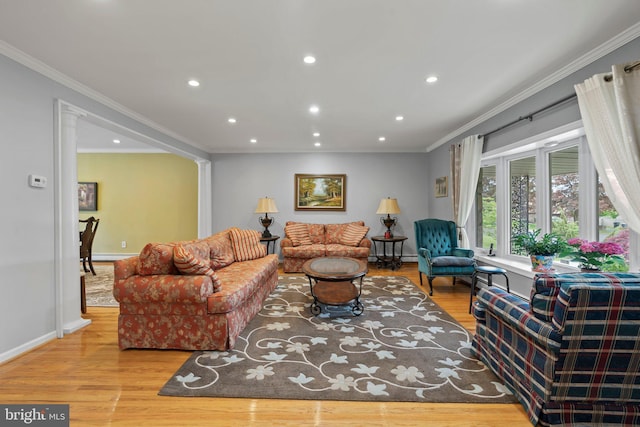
[79,216,100,275]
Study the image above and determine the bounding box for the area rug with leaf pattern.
[159,275,516,403]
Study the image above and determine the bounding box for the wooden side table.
[260,235,280,254]
[371,235,408,270]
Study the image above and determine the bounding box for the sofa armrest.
[452,248,474,258]
[417,247,432,261]
[114,274,214,304]
[280,237,293,248]
[475,287,561,353]
[359,237,372,248]
[114,256,138,281]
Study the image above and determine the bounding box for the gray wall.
[1,50,57,358]
[212,152,429,258]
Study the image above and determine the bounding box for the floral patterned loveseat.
[113,227,278,351]
[280,221,371,273]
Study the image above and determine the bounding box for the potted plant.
[512,229,567,272]
[560,238,628,272]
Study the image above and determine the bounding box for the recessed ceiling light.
[378,137,386,142]
[313,132,320,137]
[309,105,320,114]
[314,142,321,147]
[188,79,200,87]
[395,116,404,121]
[228,117,237,124]
[425,75,438,84]
[303,55,316,64]
[250,139,257,144]
[112,139,121,144]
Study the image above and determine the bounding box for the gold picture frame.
[435,176,448,198]
[294,174,346,211]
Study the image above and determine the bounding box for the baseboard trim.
[0,331,57,364]
[63,317,92,335]
[93,254,136,261]
[94,254,421,263]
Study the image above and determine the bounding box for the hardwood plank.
[0,263,530,426]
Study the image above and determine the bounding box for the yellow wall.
[77,153,198,255]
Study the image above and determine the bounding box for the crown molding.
[426,22,640,152]
[0,40,198,150]
[77,148,168,154]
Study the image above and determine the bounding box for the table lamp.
[376,197,401,238]
[255,197,279,238]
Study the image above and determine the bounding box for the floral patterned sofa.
[472,272,640,426]
[280,221,371,273]
[113,227,279,351]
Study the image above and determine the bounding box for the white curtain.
[574,61,640,233]
[450,135,484,248]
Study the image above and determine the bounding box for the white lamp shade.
[255,197,279,213]
[376,197,401,215]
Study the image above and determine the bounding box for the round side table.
[260,235,280,254]
[371,235,408,270]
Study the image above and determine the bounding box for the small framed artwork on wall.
[435,176,448,198]
[78,182,98,211]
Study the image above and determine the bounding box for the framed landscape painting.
[295,174,346,211]
[78,182,98,211]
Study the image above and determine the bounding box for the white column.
[58,103,91,334]
[196,159,212,238]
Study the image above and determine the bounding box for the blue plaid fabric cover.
[530,273,564,322]
[473,273,640,426]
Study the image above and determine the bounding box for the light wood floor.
[0,263,531,426]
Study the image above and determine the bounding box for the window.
[509,156,536,255]
[598,177,630,263]
[475,165,496,250]
[550,146,579,240]
[471,123,636,271]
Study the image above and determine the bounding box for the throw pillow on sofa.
[137,242,180,275]
[326,221,365,244]
[203,232,235,269]
[173,242,222,292]
[230,228,267,261]
[339,223,369,246]
[285,223,313,246]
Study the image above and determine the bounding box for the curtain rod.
[625,61,640,72]
[481,93,577,138]
[481,61,638,139]
[605,60,640,81]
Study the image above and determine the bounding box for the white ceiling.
[1,1,639,154]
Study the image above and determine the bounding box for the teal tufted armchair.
[414,219,476,295]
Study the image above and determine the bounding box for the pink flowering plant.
[562,238,627,271]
